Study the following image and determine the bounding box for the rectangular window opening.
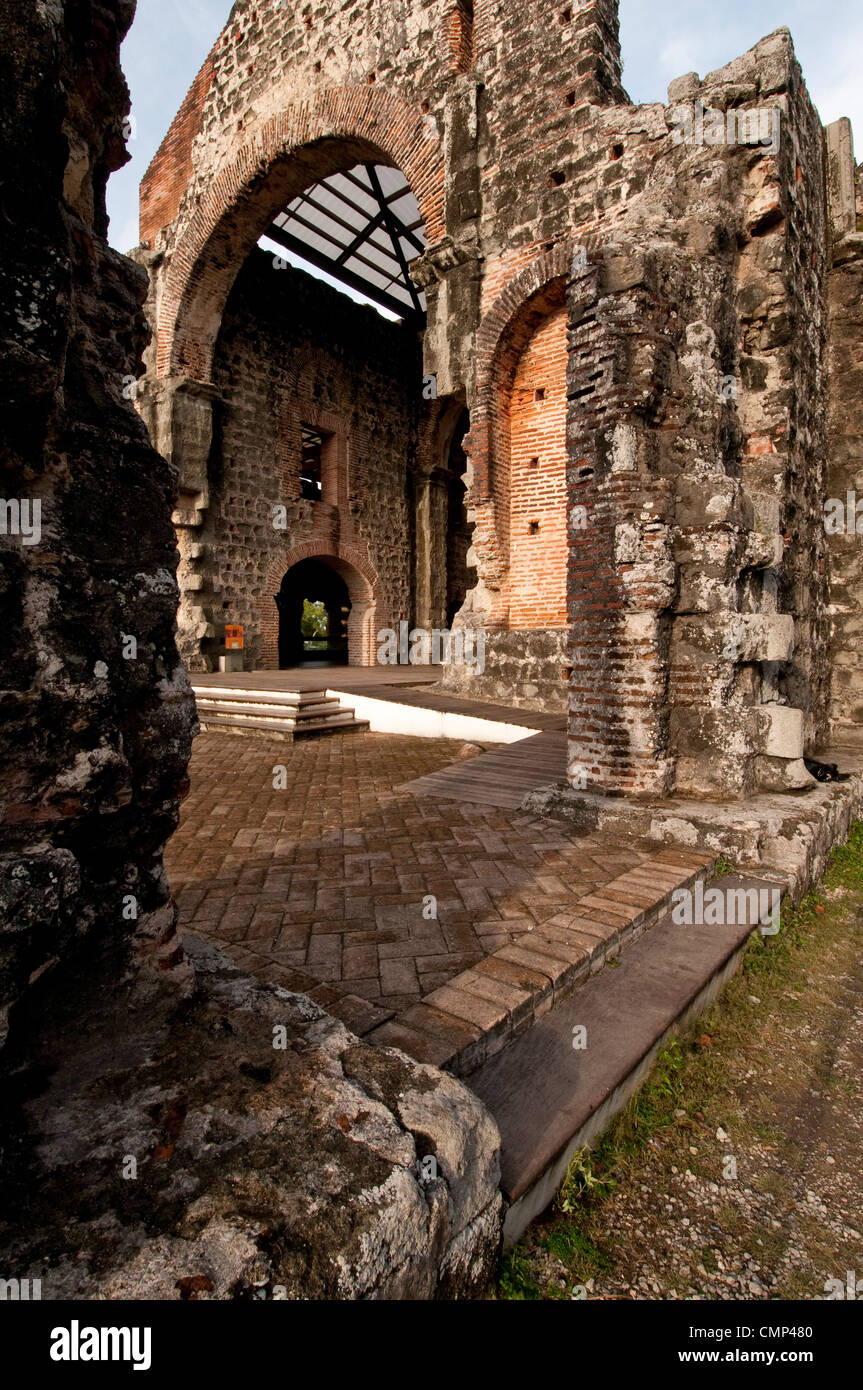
[300,425,326,501]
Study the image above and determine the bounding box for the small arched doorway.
[276,557,351,668]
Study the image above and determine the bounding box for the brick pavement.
[167,731,666,1034]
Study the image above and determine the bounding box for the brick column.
[566,248,675,797]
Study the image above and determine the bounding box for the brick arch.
[260,543,383,669]
[416,394,469,481]
[158,86,444,380]
[464,240,599,621]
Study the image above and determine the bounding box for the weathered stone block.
[826,119,856,237]
[751,704,805,759]
[737,614,795,663]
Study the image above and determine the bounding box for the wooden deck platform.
[192,665,440,692]
[398,730,567,810]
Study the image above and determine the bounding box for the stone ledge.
[367,851,716,1078]
[522,748,863,903]
[469,872,779,1247]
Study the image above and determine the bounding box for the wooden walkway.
[398,730,567,810]
[192,665,440,693]
[332,682,565,732]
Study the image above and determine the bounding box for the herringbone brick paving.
[167,731,659,1023]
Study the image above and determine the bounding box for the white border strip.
[326,690,542,744]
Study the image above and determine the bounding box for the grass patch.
[497,1245,544,1300]
[713,855,736,878]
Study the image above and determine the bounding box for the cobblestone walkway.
[167,731,657,1028]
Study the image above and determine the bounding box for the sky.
[107,0,863,254]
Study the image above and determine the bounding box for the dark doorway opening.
[446,408,474,628]
[276,558,351,668]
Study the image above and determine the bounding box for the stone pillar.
[566,250,676,797]
[569,0,627,107]
[826,119,857,240]
[0,0,196,1049]
[413,471,434,632]
[428,471,451,630]
[136,373,220,670]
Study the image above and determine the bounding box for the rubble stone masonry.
[0,1,505,1300]
[0,0,196,1043]
[137,0,862,797]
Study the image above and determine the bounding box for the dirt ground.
[498,827,863,1301]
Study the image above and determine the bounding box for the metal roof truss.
[266,162,427,319]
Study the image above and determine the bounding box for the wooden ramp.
[399,730,566,810]
[334,683,566,732]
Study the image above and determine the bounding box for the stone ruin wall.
[138,0,467,268]
[158,251,422,672]
[449,12,838,791]
[447,17,856,790]
[0,0,505,1300]
[136,0,863,790]
[0,0,196,1047]
[826,122,863,747]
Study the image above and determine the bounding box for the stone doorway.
[277,557,351,668]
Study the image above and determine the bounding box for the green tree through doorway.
[302,598,328,652]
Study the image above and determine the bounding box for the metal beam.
[331,168,428,251]
[299,176,424,260]
[365,163,423,313]
[265,223,418,320]
[336,207,388,265]
[294,187,381,246]
[274,206,402,289]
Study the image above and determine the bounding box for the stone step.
[293,702,347,721]
[197,712,369,740]
[191,685,330,707]
[192,683,368,740]
[294,708,359,727]
[198,708,359,728]
[292,717,369,738]
[197,716,296,742]
[195,701,297,721]
[194,698,341,722]
[366,849,717,1079]
[466,873,780,1248]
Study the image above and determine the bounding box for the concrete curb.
[468,873,779,1247]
